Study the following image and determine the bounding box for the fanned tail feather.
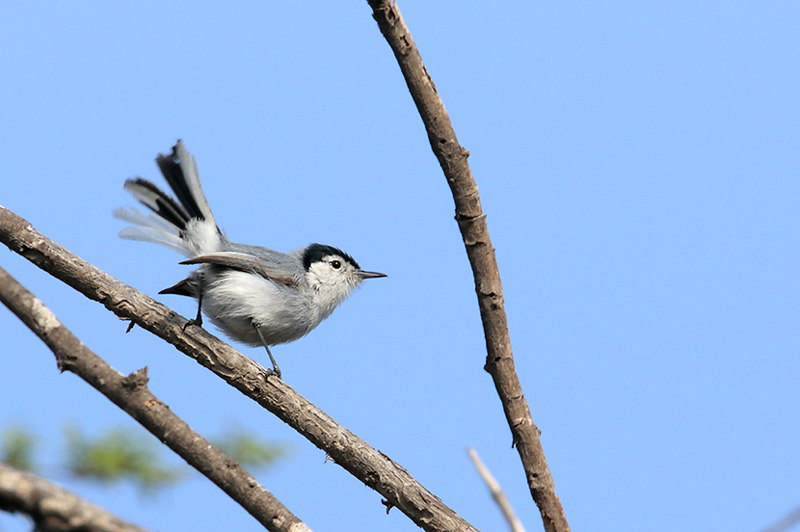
[115,140,222,257]
[156,140,216,224]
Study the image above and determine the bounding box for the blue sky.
[1,2,799,531]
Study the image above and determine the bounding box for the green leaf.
[1,426,37,472]
[63,424,182,492]
[212,428,287,470]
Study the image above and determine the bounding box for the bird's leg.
[252,323,281,379]
[183,293,204,329]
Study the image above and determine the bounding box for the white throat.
[306,270,360,321]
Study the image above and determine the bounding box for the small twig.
[0,462,153,532]
[0,265,309,532]
[467,447,526,532]
[760,506,800,532]
[366,2,569,531]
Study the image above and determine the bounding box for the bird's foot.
[183,317,203,331]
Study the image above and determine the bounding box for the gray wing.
[181,252,301,287]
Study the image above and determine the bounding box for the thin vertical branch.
[366,2,570,531]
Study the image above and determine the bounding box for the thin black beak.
[357,270,387,279]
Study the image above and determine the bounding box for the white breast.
[202,270,320,346]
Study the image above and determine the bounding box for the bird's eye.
[330,260,342,270]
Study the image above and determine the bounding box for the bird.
[114,140,386,378]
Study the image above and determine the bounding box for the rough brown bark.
[0,462,154,532]
[0,265,309,532]
[365,2,570,531]
[0,205,479,532]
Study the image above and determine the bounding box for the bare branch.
[760,506,800,532]
[467,447,526,532]
[0,265,309,532]
[0,205,479,532]
[365,2,570,531]
[0,462,154,532]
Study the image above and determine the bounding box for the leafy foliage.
[213,427,287,469]
[1,423,287,494]
[1,426,37,472]
[63,424,182,492]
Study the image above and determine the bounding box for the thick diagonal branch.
[0,265,308,532]
[0,462,152,532]
[0,206,479,532]
[366,2,570,531]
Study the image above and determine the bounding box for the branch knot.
[122,367,149,390]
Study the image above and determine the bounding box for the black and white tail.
[114,140,223,258]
